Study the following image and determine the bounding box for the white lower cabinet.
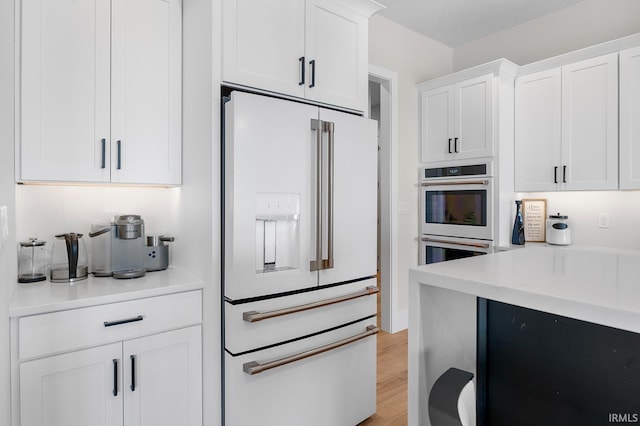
[20,343,123,426]
[15,291,202,426]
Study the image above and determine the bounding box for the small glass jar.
[18,238,48,283]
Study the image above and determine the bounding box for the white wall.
[0,0,16,423]
[454,0,640,250]
[516,191,640,250]
[454,0,640,70]
[369,15,453,319]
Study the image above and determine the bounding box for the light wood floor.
[358,328,408,425]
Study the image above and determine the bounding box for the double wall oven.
[420,162,494,265]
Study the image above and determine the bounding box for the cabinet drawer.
[225,317,377,426]
[224,279,376,354]
[18,290,202,360]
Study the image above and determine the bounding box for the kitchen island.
[408,245,640,426]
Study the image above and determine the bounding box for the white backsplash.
[516,190,640,249]
[16,185,176,244]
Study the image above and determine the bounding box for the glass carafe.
[18,238,48,283]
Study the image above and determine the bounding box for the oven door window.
[426,245,486,264]
[425,190,487,226]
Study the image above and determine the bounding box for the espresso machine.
[89,214,146,279]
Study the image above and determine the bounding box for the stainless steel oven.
[420,235,492,265]
[420,162,493,241]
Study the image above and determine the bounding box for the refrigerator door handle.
[242,325,378,375]
[243,286,378,322]
[310,118,324,271]
[324,120,335,270]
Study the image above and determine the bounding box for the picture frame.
[522,199,547,242]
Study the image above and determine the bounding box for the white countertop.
[410,245,640,334]
[10,268,204,317]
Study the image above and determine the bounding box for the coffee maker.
[89,214,146,279]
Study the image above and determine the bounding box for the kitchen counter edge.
[410,245,640,335]
[9,268,205,317]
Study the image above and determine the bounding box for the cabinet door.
[515,68,562,191]
[20,0,111,183]
[561,53,618,190]
[111,0,182,185]
[455,74,493,159]
[305,0,368,111]
[420,85,454,163]
[20,343,122,426]
[222,0,305,98]
[123,326,202,426]
[620,46,640,190]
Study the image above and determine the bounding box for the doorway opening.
[368,65,400,333]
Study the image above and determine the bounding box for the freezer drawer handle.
[104,315,144,327]
[242,286,379,322]
[420,180,489,187]
[242,325,378,375]
[422,237,490,249]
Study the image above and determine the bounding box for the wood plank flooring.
[358,328,408,425]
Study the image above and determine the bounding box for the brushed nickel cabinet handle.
[243,286,378,322]
[242,325,378,375]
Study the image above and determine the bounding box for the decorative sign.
[522,199,547,242]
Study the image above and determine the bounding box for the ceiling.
[376,0,585,47]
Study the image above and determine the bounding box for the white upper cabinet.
[303,0,368,110]
[619,46,640,190]
[19,0,182,185]
[420,74,494,163]
[515,68,562,192]
[515,53,618,191]
[20,0,112,183]
[222,0,305,99]
[420,85,453,163]
[561,54,618,190]
[110,0,182,185]
[456,74,494,159]
[222,0,380,112]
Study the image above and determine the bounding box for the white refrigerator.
[223,91,379,425]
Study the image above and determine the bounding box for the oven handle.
[242,325,378,375]
[421,179,489,187]
[422,237,491,249]
[243,286,378,322]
